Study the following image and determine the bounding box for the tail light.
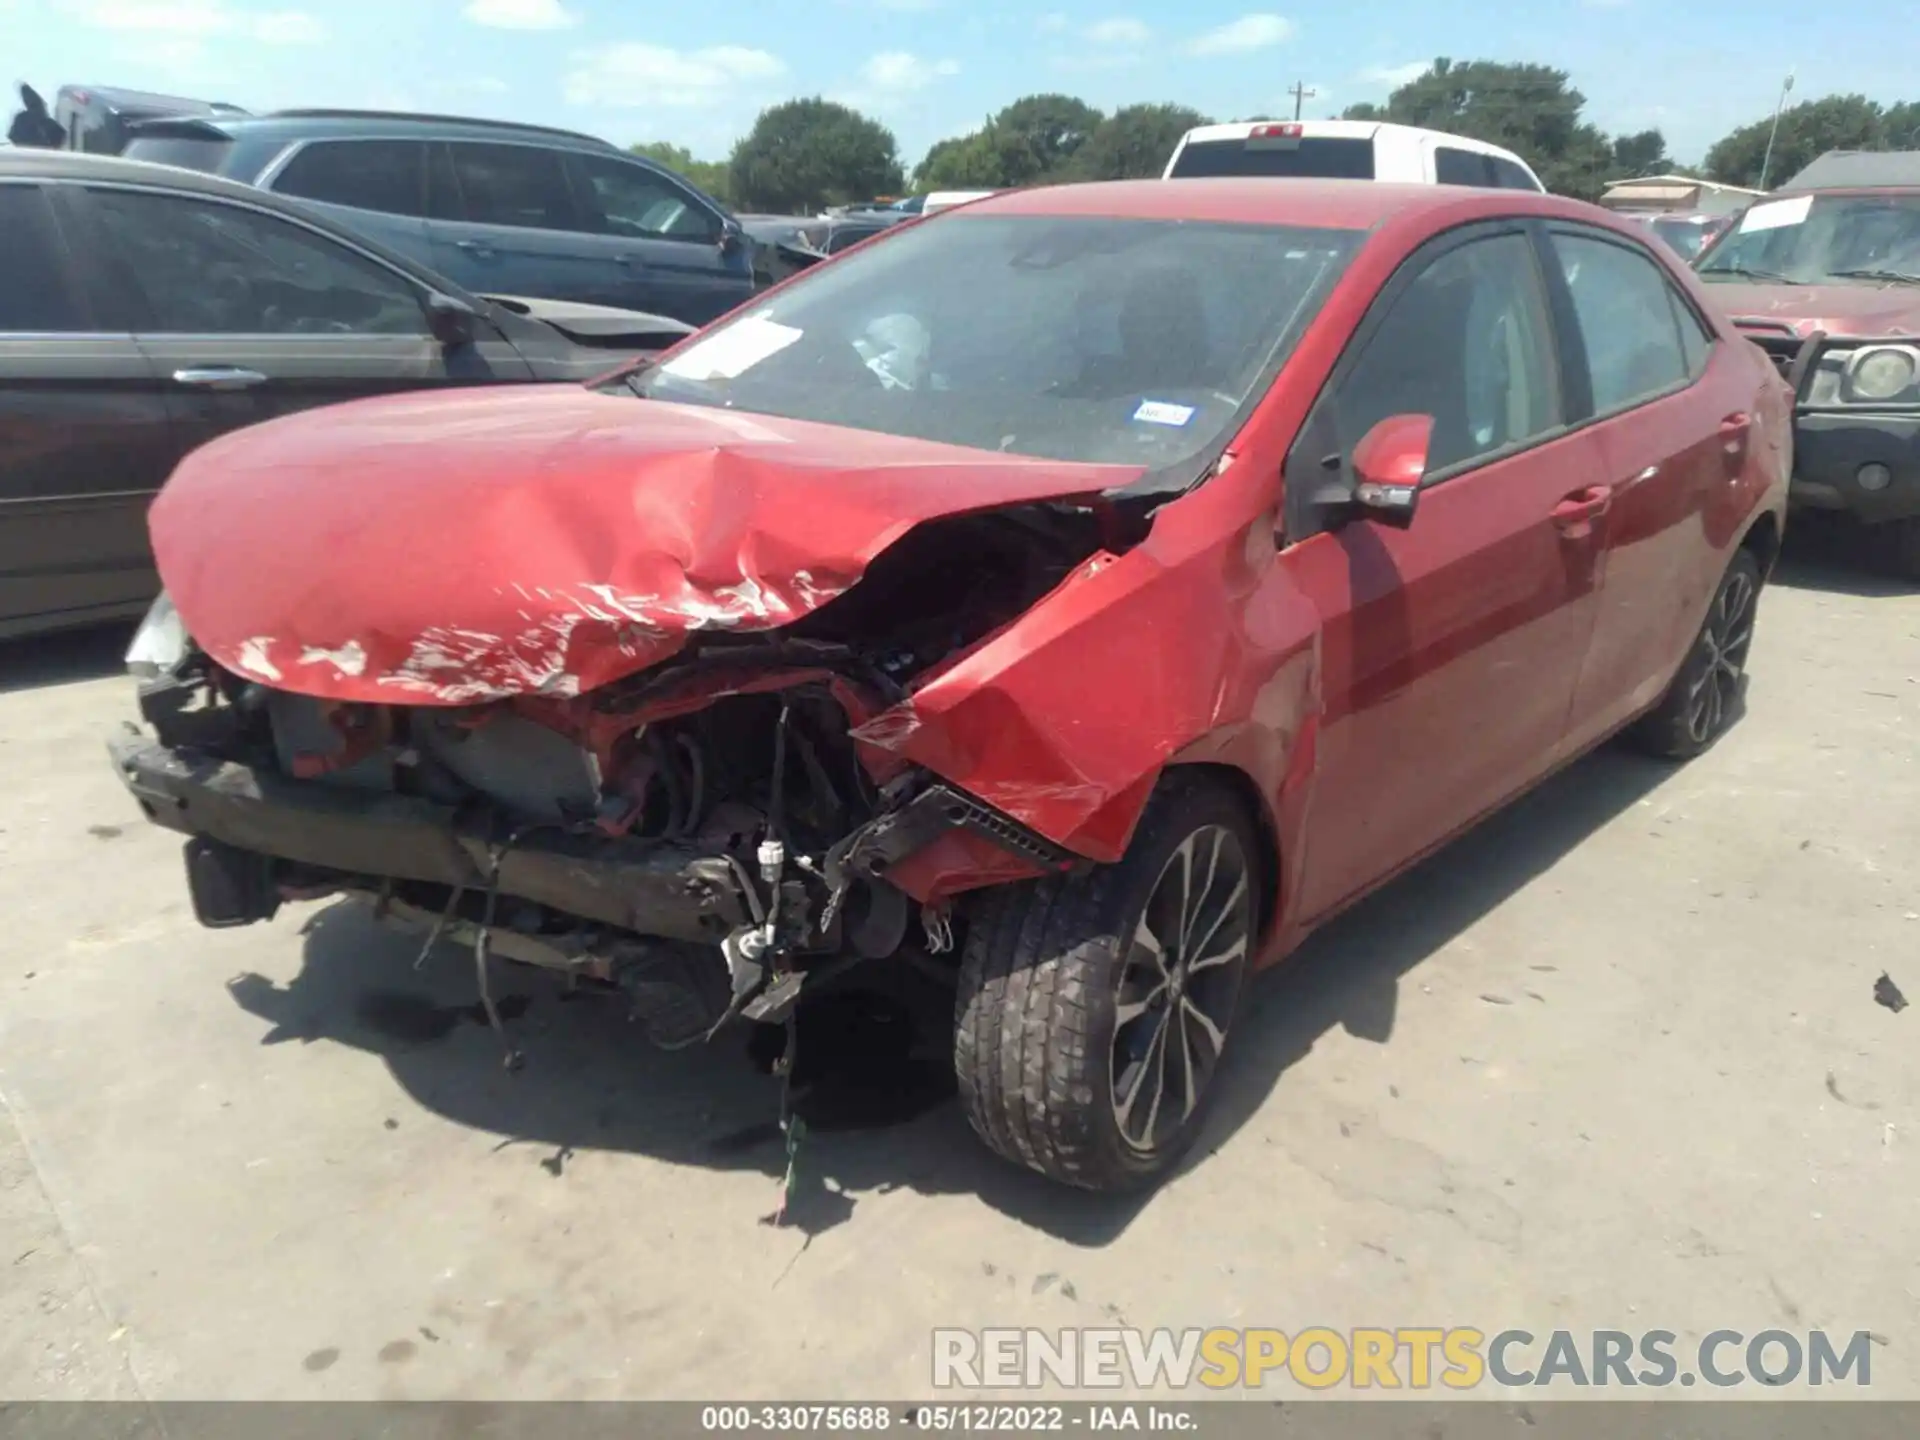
[1249,123,1304,141]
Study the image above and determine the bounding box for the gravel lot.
[1,532,1915,1402]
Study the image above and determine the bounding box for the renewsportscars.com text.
[931,1327,1877,1391]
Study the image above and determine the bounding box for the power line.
[1288,81,1317,121]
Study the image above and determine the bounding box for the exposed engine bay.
[115,505,1117,1052]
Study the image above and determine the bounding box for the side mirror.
[424,293,478,349]
[718,220,745,257]
[1349,413,1432,529]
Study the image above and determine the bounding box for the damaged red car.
[112,180,1790,1191]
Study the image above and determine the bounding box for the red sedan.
[114,179,1790,1191]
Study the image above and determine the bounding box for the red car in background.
[112,180,1790,1192]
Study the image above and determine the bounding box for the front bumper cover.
[1791,410,1920,525]
[109,733,757,942]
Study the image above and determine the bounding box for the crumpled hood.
[1706,281,1920,339]
[151,385,1137,705]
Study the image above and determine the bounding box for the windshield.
[631,214,1362,468]
[1697,191,1920,284]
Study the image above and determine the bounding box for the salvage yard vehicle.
[110,179,1788,1191]
[1694,150,1920,576]
[1165,119,1544,192]
[0,150,691,640]
[118,109,755,326]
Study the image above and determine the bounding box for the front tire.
[1630,547,1762,760]
[954,775,1257,1191]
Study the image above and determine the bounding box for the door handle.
[614,254,640,267]
[455,240,495,258]
[171,367,269,391]
[1551,484,1613,538]
[1719,411,1752,462]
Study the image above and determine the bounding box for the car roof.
[126,108,616,152]
[959,177,1592,230]
[1176,119,1524,159]
[0,149,484,299]
[1778,149,1920,194]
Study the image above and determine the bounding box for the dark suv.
[121,110,755,326]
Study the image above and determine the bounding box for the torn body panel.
[149,385,1138,705]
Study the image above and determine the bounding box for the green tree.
[914,94,1105,191]
[917,129,1014,189]
[1069,103,1211,181]
[628,140,732,205]
[1883,101,1920,150]
[1609,128,1670,178]
[1704,94,1885,189]
[1343,58,1621,199]
[727,97,904,213]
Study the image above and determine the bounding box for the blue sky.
[3,0,1911,170]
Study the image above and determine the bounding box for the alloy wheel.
[1110,824,1251,1153]
[1684,568,1756,745]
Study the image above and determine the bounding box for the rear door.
[0,181,172,635]
[562,151,751,324]
[63,182,532,459]
[427,140,604,304]
[1280,225,1611,921]
[1546,224,1735,749]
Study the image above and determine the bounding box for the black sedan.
[0,149,694,641]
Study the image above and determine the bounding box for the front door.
[0,181,174,635]
[561,151,751,324]
[62,182,532,460]
[1280,225,1611,923]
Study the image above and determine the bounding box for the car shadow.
[0,622,136,696]
[227,741,1675,1247]
[1770,516,1917,598]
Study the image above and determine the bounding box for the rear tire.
[1630,547,1762,760]
[953,774,1257,1191]
[1890,518,1920,581]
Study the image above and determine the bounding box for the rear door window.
[569,153,717,242]
[1552,230,1693,415]
[82,188,428,335]
[443,142,579,231]
[1169,136,1376,179]
[0,185,88,331]
[272,140,430,218]
[1435,147,1494,187]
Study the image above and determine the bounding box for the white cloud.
[463,0,576,27]
[1360,61,1428,88]
[1086,17,1152,46]
[564,44,787,109]
[1185,13,1294,57]
[65,0,323,43]
[861,52,961,93]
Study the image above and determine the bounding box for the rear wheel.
[1890,518,1920,581]
[1630,548,1761,759]
[954,775,1256,1191]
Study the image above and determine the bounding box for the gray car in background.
[119,109,756,326]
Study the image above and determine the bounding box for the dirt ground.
[1,532,1915,1402]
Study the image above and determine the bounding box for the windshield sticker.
[1133,400,1197,427]
[662,315,803,381]
[1738,195,1813,234]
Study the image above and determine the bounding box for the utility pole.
[1758,69,1794,191]
[1288,81,1317,121]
